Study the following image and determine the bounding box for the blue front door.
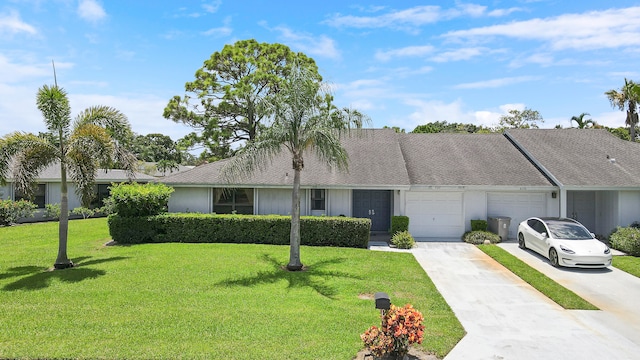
[353,190,391,232]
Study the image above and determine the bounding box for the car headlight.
[604,247,611,255]
[559,245,575,254]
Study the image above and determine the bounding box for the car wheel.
[518,233,526,249]
[549,248,560,267]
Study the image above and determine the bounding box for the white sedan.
[517,217,612,268]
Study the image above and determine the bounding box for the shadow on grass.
[1,256,129,291]
[217,254,362,299]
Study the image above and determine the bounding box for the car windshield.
[546,222,592,240]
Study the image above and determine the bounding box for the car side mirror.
[540,232,548,238]
[590,232,596,238]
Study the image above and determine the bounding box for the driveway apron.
[406,242,640,360]
[499,242,640,346]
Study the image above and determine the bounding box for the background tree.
[412,121,492,133]
[605,78,639,141]
[498,108,544,129]
[131,133,188,174]
[222,63,365,271]
[164,39,320,159]
[570,113,594,128]
[0,84,136,269]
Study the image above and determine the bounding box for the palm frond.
[0,132,59,197]
[36,85,72,136]
[74,106,133,145]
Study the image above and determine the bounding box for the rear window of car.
[547,222,592,240]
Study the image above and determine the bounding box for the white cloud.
[324,4,523,33]
[443,6,640,51]
[272,25,340,60]
[202,1,222,14]
[430,47,486,62]
[202,16,232,37]
[78,0,107,23]
[454,76,538,89]
[375,45,434,62]
[0,55,73,84]
[0,10,37,35]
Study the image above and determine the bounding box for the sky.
[2,0,640,143]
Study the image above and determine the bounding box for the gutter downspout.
[503,131,566,217]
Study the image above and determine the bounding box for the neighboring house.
[137,162,195,177]
[159,128,640,240]
[0,163,156,216]
[505,128,640,237]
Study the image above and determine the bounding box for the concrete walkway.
[371,241,640,359]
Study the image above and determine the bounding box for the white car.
[517,217,612,268]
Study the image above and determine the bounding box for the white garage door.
[487,192,546,239]
[406,192,463,238]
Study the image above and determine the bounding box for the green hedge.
[108,214,371,248]
[470,219,488,231]
[462,230,501,245]
[610,226,640,256]
[391,216,409,235]
[108,182,174,217]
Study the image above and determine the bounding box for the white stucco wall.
[618,190,640,228]
[168,187,211,213]
[257,188,291,215]
[464,191,486,232]
[328,189,351,217]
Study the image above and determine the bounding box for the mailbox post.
[374,292,390,316]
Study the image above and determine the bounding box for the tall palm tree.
[570,113,594,129]
[222,64,366,271]
[605,78,640,141]
[0,84,136,269]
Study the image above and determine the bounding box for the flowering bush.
[0,199,37,226]
[361,304,425,359]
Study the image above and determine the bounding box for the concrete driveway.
[406,242,640,360]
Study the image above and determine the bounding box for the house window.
[15,183,46,208]
[91,184,111,209]
[311,189,325,211]
[214,188,254,214]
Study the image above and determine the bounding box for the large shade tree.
[605,78,639,141]
[498,108,544,130]
[164,39,320,160]
[0,84,136,269]
[222,63,366,271]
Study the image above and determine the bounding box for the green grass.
[613,256,640,278]
[477,244,598,310]
[0,218,464,359]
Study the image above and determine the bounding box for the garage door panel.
[406,192,463,238]
[488,192,546,239]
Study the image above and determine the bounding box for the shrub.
[462,230,501,244]
[361,304,425,359]
[44,203,62,220]
[391,216,409,235]
[610,227,640,256]
[470,219,488,231]
[0,199,37,226]
[391,230,415,249]
[108,214,371,248]
[108,182,174,217]
[71,206,95,219]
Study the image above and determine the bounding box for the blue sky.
[2,0,640,142]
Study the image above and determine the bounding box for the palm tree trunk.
[54,159,73,269]
[287,167,303,271]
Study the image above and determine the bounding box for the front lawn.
[0,218,464,359]
[478,245,598,310]
[613,256,640,278]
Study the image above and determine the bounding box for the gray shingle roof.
[506,128,640,187]
[399,133,553,186]
[162,129,554,188]
[8,162,156,182]
[161,129,411,188]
